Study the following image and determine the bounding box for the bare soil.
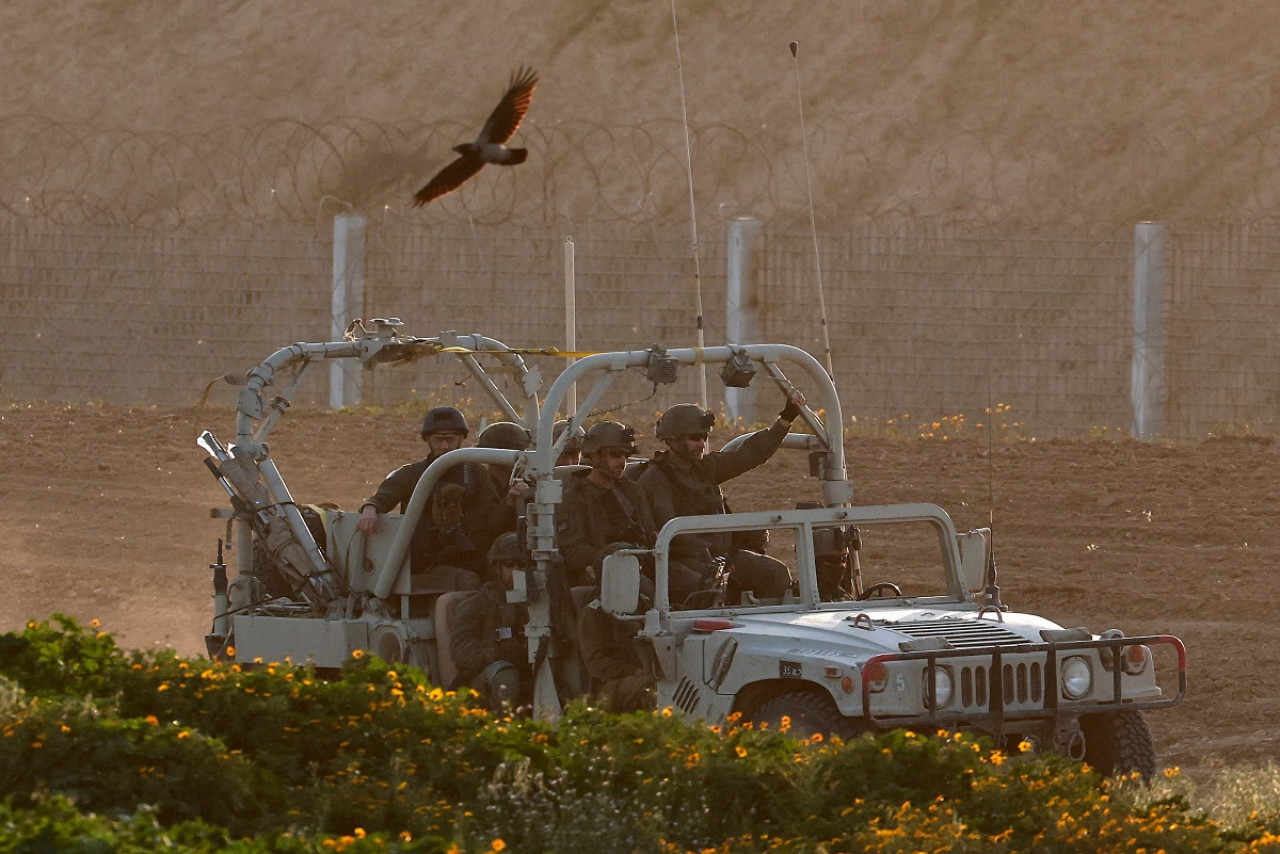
[2,402,1274,782]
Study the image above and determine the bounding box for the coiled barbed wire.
[4,113,1280,229]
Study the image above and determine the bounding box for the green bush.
[2,616,1280,853]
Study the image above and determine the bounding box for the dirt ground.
[3,402,1275,783]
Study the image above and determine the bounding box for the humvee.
[199,320,1184,776]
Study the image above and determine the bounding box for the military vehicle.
[199,320,1184,776]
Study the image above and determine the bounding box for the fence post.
[725,217,762,424]
[1131,222,1167,440]
[331,213,366,409]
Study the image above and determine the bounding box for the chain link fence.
[5,214,1280,438]
[3,117,1280,437]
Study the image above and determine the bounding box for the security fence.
[3,216,1279,439]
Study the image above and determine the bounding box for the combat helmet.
[486,531,524,568]
[477,421,532,451]
[656,403,715,440]
[420,406,469,438]
[582,420,638,456]
[553,419,585,453]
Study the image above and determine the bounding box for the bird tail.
[503,148,529,166]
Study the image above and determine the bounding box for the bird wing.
[477,66,538,145]
[411,153,485,207]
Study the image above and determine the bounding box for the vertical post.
[564,236,577,416]
[331,213,366,409]
[1131,222,1167,440]
[725,217,761,423]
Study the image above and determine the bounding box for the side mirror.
[957,528,991,596]
[600,552,641,616]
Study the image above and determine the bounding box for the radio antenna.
[789,40,835,379]
[672,0,708,407]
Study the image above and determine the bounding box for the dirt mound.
[5,2,1280,226]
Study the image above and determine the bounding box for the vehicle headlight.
[1061,656,1092,700]
[924,665,953,709]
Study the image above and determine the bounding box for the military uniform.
[362,456,483,589]
[449,581,531,706]
[637,419,793,605]
[576,601,655,713]
[556,470,657,587]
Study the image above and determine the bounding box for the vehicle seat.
[432,590,475,690]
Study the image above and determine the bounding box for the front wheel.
[752,691,866,742]
[1080,710,1157,779]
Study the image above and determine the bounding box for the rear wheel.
[1081,710,1157,779]
[753,690,865,742]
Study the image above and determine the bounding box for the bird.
[411,66,538,207]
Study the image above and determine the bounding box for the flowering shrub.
[1,616,1277,852]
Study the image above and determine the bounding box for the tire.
[1080,710,1158,779]
[753,690,865,742]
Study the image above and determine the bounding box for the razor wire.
[7,113,1280,229]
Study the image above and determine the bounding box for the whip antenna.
[672,0,708,407]
[789,40,835,379]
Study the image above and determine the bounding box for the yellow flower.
[352,649,365,660]
[492,840,507,852]
[1017,739,1033,753]
[735,745,748,758]
[145,715,159,726]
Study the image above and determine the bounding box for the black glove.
[779,397,802,422]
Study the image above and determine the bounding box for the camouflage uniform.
[449,533,531,709]
[576,600,655,713]
[362,456,483,589]
[556,470,657,587]
[637,419,793,605]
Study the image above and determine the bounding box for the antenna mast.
[789,40,835,379]
[672,0,708,407]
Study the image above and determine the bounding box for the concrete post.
[725,217,762,423]
[330,214,366,409]
[1131,222,1167,440]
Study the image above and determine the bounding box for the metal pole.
[1132,222,1167,440]
[564,236,577,415]
[725,217,761,423]
[330,214,366,409]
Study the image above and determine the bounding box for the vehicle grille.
[886,620,1046,711]
[956,661,1044,709]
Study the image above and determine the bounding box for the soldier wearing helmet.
[449,532,532,710]
[553,419,585,467]
[461,421,535,560]
[813,527,855,602]
[555,421,657,587]
[355,406,481,591]
[637,392,805,607]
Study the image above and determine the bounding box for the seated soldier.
[460,421,534,563]
[813,527,856,602]
[577,592,656,713]
[356,406,481,591]
[556,421,656,588]
[449,532,532,710]
[637,398,801,607]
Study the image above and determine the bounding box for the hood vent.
[883,618,1032,649]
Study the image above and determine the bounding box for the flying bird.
[411,66,538,207]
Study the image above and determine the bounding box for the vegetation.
[1,616,1277,853]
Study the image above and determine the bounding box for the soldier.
[449,532,532,710]
[814,528,856,602]
[637,395,803,607]
[553,419,585,467]
[556,421,657,588]
[460,421,534,562]
[356,406,481,590]
[576,593,656,713]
